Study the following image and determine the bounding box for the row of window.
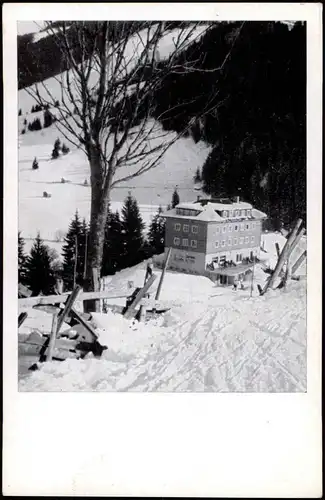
[174,223,198,233]
[221,209,252,218]
[215,236,255,248]
[176,208,201,216]
[173,237,197,248]
[173,222,257,233]
[217,222,256,234]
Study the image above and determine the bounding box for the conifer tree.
[102,208,124,276]
[171,188,180,208]
[24,233,56,296]
[18,232,27,285]
[121,193,145,268]
[32,157,39,170]
[43,109,54,128]
[61,211,88,289]
[51,138,61,159]
[148,208,166,255]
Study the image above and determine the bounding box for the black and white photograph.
[3,3,322,497]
[15,17,309,392]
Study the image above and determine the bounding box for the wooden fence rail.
[19,291,130,308]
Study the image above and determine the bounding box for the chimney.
[236,195,240,203]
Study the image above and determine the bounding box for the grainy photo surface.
[17,20,307,392]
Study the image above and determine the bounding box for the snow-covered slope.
[19,242,306,392]
[18,25,212,250]
[19,233,306,392]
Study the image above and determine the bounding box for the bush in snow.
[24,233,56,296]
[54,100,60,107]
[18,108,22,116]
[61,143,70,155]
[32,157,39,170]
[21,129,26,135]
[83,179,88,186]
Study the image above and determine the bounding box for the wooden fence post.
[292,250,307,275]
[155,248,172,301]
[47,311,59,361]
[262,219,302,294]
[56,285,82,336]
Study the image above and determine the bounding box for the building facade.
[163,197,267,275]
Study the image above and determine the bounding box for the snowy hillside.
[19,234,306,392]
[18,24,212,251]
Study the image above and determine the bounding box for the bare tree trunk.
[84,148,111,312]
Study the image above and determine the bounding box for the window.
[235,210,239,217]
[216,226,220,234]
[245,236,249,244]
[236,253,242,262]
[191,240,197,248]
[239,237,244,244]
[215,241,219,248]
[212,256,219,263]
[183,224,189,233]
[182,238,189,247]
[223,210,228,218]
[252,222,256,230]
[228,238,232,246]
[240,223,244,231]
[251,236,255,243]
[229,210,233,217]
[246,223,250,230]
[228,225,233,232]
[191,225,198,234]
[174,223,181,231]
[173,237,180,245]
[222,226,227,233]
[234,225,238,231]
[222,240,226,247]
[247,210,252,217]
[234,238,238,245]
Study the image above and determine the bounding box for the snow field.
[19,242,306,392]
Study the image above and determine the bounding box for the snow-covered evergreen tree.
[24,233,56,296]
[148,208,166,255]
[102,208,124,276]
[18,232,27,285]
[32,157,39,170]
[121,193,145,268]
[171,188,180,208]
[61,212,88,289]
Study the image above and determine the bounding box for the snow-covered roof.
[164,198,266,222]
[252,208,267,220]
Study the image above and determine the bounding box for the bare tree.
[25,21,244,310]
